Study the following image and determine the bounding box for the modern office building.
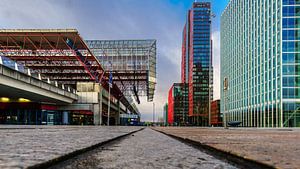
[221,0,300,127]
[167,83,189,126]
[181,2,213,126]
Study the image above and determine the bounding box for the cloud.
[0,0,222,121]
[212,31,220,100]
[0,0,76,29]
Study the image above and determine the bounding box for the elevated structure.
[0,60,77,104]
[0,29,142,125]
[86,40,157,103]
[0,29,136,112]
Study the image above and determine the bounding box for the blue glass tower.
[181,2,213,126]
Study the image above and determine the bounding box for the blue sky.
[0,0,229,121]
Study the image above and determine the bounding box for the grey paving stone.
[0,125,141,168]
[50,128,237,169]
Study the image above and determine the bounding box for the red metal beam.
[25,37,39,50]
[42,36,55,49]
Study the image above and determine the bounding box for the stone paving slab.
[0,125,142,169]
[50,128,237,169]
[154,127,300,169]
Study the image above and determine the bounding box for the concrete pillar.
[27,69,31,76]
[99,87,103,125]
[14,62,18,71]
[116,101,120,125]
[93,103,100,125]
[63,111,69,125]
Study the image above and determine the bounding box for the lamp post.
[107,61,113,126]
[153,102,155,125]
[223,77,228,128]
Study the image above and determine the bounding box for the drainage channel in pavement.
[41,127,239,169]
[28,128,144,169]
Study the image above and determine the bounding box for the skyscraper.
[221,0,300,127]
[182,2,213,126]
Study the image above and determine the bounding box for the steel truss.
[86,40,156,102]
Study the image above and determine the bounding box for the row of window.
[283,76,300,87]
[282,41,300,52]
[283,88,300,98]
[282,29,300,40]
[282,18,300,29]
[283,0,300,5]
[282,53,300,63]
[282,6,300,17]
[283,65,300,75]
[193,41,210,45]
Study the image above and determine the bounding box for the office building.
[167,83,189,126]
[221,0,300,127]
[182,2,213,126]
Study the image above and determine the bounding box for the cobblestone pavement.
[154,127,300,169]
[0,125,141,169]
[50,128,237,169]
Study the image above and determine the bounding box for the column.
[63,111,69,125]
[99,86,103,125]
[93,103,100,125]
[116,100,120,125]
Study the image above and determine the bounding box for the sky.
[0,0,229,121]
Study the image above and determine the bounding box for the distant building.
[221,0,300,127]
[163,103,168,126]
[181,2,213,126]
[211,100,222,127]
[168,83,189,126]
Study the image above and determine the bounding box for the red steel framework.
[0,29,130,107]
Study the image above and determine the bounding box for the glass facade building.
[221,0,300,127]
[182,2,213,126]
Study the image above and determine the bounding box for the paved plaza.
[0,125,141,169]
[50,128,236,169]
[154,127,300,169]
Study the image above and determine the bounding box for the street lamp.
[153,102,155,125]
[107,61,113,126]
[223,77,228,128]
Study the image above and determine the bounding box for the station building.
[0,29,156,125]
